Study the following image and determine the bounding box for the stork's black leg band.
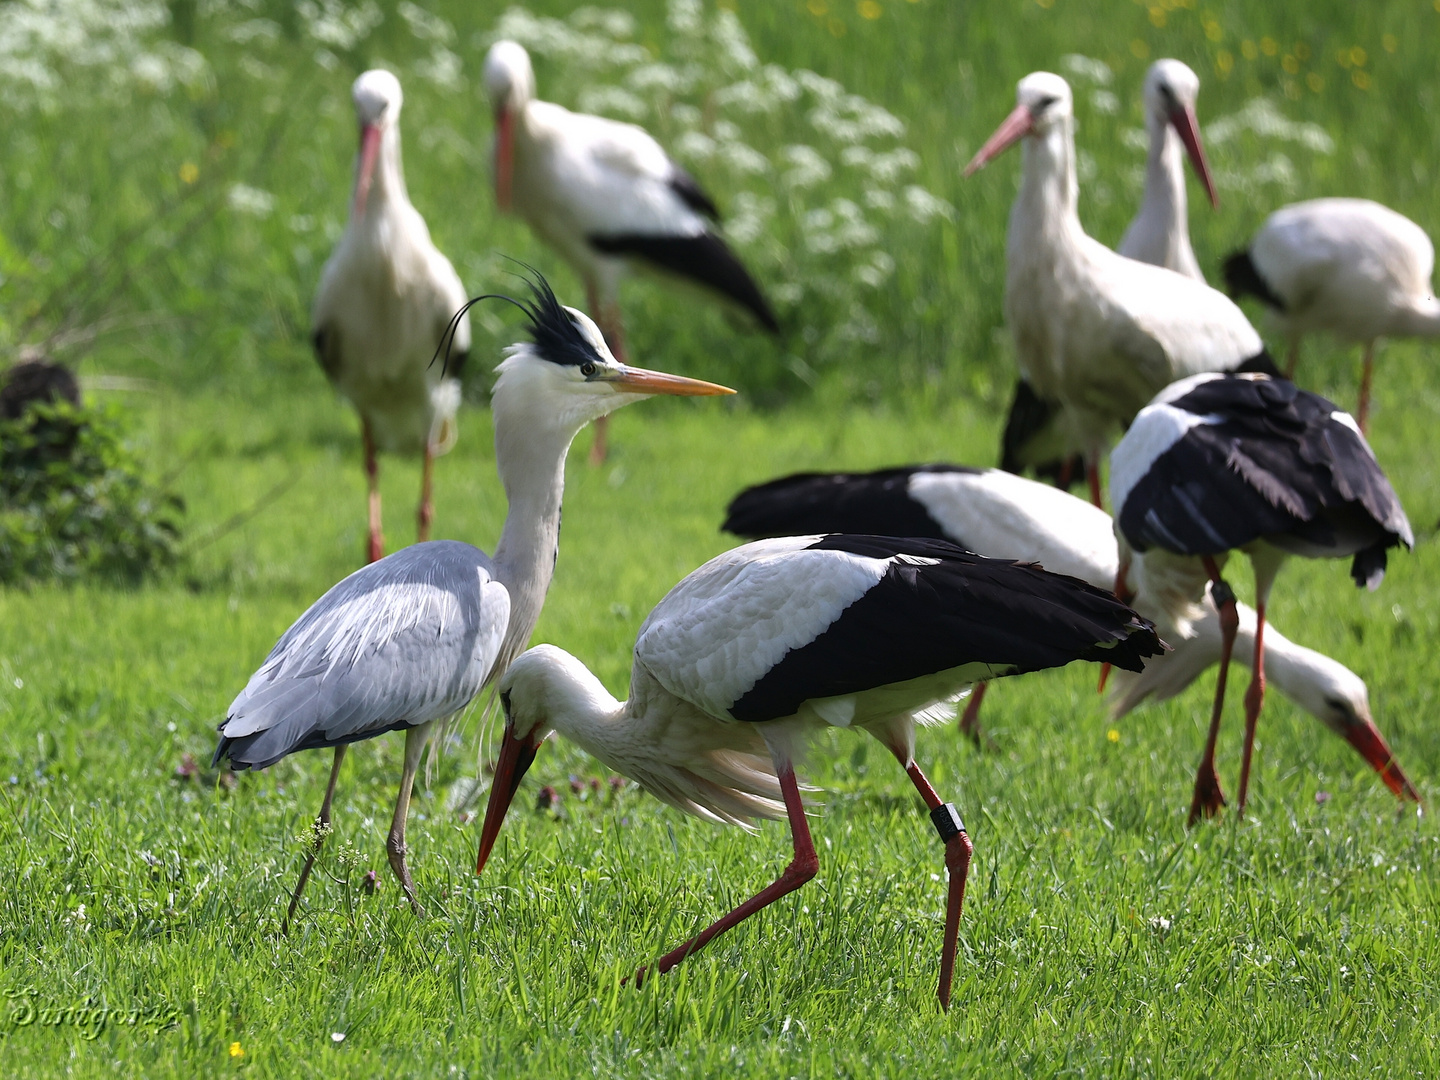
[930,803,965,842]
[1210,578,1236,609]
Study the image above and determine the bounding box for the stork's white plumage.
[483,41,777,463]
[312,70,472,563]
[720,463,1416,799]
[965,72,1271,504]
[1117,59,1217,282]
[476,533,1162,1009]
[1223,197,1440,432]
[1112,371,1414,822]
[215,275,733,928]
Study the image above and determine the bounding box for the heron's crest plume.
[431,264,604,377]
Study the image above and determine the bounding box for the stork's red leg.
[586,284,626,467]
[634,764,817,986]
[1356,340,1375,436]
[883,746,972,1011]
[1086,458,1103,509]
[1284,339,1300,380]
[283,745,347,935]
[1235,601,1268,818]
[363,420,384,563]
[1189,559,1236,826]
[959,681,988,747]
[1097,558,1131,693]
[417,442,435,543]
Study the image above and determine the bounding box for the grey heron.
[214,272,733,928]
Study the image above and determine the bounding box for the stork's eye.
[1036,94,1059,111]
[1323,695,1350,717]
[580,361,597,377]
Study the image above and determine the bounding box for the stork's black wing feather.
[588,231,780,333]
[730,535,1163,723]
[722,466,978,541]
[668,166,721,221]
[1117,375,1412,584]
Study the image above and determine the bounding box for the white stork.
[1223,197,1440,433]
[1111,371,1414,822]
[214,274,732,928]
[482,40,778,464]
[721,464,1418,803]
[1117,59,1218,281]
[475,533,1162,1009]
[312,69,471,564]
[964,72,1273,505]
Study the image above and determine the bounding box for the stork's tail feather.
[588,231,780,333]
[1221,250,1288,312]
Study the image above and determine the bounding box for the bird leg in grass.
[1356,340,1375,436]
[1097,558,1132,694]
[882,741,972,1012]
[958,681,988,747]
[1189,557,1237,826]
[363,420,384,564]
[1235,600,1268,818]
[418,443,435,543]
[386,723,432,916]
[1284,339,1300,380]
[1086,459,1103,509]
[586,285,627,467]
[633,763,818,987]
[283,745,347,935]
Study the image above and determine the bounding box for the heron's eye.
[580,361,597,377]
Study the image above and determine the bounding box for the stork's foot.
[386,834,425,917]
[1187,759,1226,826]
[937,828,973,1012]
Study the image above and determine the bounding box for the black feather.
[668,166,721,221]
[729,535,1164,723]
[588,231,780,333]
[1222,250,1288,312]
[722,466,976,541]
[1117,374,1412,585]
[431,266,605,373]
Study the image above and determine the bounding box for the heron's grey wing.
[216,540,509,769]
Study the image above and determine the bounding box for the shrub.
[0,400,184,584]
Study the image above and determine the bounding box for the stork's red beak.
[495,108,515,212]
[475,723,542,874]
[1342,719,1421,803]
[964,105,1034,177]
[353,122,382,217]
[1168,103,1219,209]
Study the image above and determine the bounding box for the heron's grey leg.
[283,745,347,935]
[386,723,432,916]
[1356,340,1376,436]
[417,442,435,543]
[363,419,383,563]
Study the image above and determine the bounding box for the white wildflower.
[228,184,276,217]
[577,84,647,119]
[1061,53,1113,86]
[398,1,455,45]
[904,185,954,223]
[782,145,833,189]
[298,0,382,51]
[1205,98,1334,153]
[673,130,717,162]
[1090,89,1119,115]
[717,140,769,175]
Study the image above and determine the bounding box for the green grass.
[1,0,1439,1075]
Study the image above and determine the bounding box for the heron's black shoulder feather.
[729,535,1163,723]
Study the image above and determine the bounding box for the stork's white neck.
[353,122,410,220]
[1012,119,1086,254]
[1120,117,1200,279]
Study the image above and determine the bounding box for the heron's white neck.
[1120,118,1201,280]
[489,413,574,673]
[353,122,410,220]
[1013,120,1085,252]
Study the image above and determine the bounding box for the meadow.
[0,0,1438,1075]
